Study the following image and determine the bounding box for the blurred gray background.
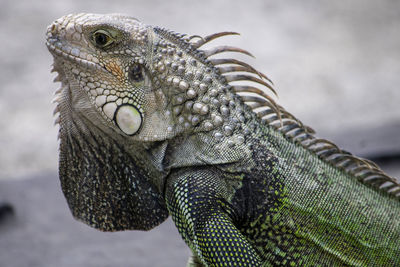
[0,0,399,266]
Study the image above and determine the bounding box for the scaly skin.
[46,13,400,266]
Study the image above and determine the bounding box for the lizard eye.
[92,30,114,48]
[129,64,144,82]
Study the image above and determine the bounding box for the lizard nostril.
[47,23,58,37]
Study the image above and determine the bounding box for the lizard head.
[46,13,174,141]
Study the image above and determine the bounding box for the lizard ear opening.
[58,117,168,231]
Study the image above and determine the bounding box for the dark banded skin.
[47,13,400,266]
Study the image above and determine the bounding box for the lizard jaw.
[46,40,103,72]
[46,21,105,72]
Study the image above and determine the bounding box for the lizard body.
[46,13,400,266]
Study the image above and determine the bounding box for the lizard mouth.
[45,21,105,72]
[46,39,104,72]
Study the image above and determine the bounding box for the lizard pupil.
[94,33,108,46]
[129,64,144,82]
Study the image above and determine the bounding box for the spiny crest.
[179,30,399,198]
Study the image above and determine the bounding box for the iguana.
[46,13,400,266]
